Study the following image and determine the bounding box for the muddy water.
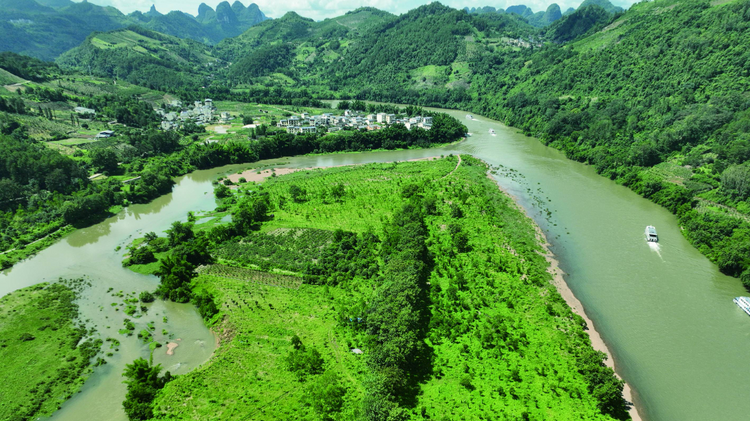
[219,110,750,421]
[2,109,748,420]
[0,170,229,420]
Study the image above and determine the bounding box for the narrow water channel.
[1,109,747,420]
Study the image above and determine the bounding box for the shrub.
[139,291,155,303]
[19,332,35,341]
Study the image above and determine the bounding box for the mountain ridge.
[0,0,269,60]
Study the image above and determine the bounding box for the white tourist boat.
[645,225,658,242]
[466,114,473,119]
[734,297,750,316]
[489,128,496,134]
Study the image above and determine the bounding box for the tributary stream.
[1,109,748,421]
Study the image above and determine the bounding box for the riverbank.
[225,156,442,184]
[487,172,644,421]
[0,280,102,421]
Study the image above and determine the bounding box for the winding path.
[443,154,462,178]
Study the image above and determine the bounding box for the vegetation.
[0,279,102,421]
[145,157,627,420]
[467,0,750,282]
[0,0,268,60]
[124,0,749,285]
[122,358,173,421]
[0,66,465,271]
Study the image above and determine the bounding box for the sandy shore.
[166,342,179,356]
[227,167,309,184]
[226,156,441,185]
[488,172,643,421]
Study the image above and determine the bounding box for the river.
[2,109,749,420]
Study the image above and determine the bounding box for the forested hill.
[49,0,750,283]
[56,27,217,92]
[218,2,540,99]
[216,7,395,60]
[0,0,268,60]
[470,0,750,282]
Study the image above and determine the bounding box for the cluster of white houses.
[277,111,434,134]
[158,99,232,131]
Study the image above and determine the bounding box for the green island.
[0,279,102,421]
[2,0,750,419]
[122,156,627,420]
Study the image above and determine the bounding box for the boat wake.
[648,241,663,260]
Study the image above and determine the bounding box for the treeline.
[0,135,87,200]
[79,95,159,128]
[174,85,330,109]
[363,192,432,418]
[0,51,61,82]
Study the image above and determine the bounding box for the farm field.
[149,156,627,420]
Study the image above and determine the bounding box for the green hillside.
[217,7,394,61]
[0,0,269,60]
[471,0,750,281]
[56,27,218,91]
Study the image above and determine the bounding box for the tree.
[305,371,347,419]
[331,183,345,201]
[193,290,219,320]
[127,245,156,266]
[721,164,750,200]
[214,183,232,199]
[89,149,119,173]
[139,291,155,303]
[155,256,195,303]
[290,184,307,203]
[167,221,194,248]
[122,358,172,421]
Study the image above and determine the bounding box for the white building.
[288,126,318,135]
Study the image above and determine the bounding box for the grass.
[0,280,102,421]
[0,225,75,269]
[644,160,694,186]
[154,276,361,420]
[150,156,623,420]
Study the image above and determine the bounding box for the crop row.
[197,264,303,289]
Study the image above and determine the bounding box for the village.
[157,99,233,131]
[152,99,435,135]
[276,110,434,134]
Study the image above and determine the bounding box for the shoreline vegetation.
[123,155,632,420]
[487,175,643,421]
[0,95,467,271]
[0,279,102,421]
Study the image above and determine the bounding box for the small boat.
[489,128,496,134]
[645,225,658,242]
[466,114,473,119]
[734,297,750,316]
